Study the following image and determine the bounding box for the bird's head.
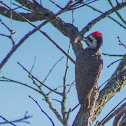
[84,31,103,51]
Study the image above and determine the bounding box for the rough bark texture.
[0,0,126,125]
[73,55,126,126]
[120,114,126,126]
[0,0,84,56]
[73,84,100,126]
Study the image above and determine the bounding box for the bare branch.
[29,95,55,126]
[94,54,126,122]
[0,1,75,71]
[0,112,32,125]
[107,58,122,68]
[85,4,126,29]
[0,6,39,21]
[0,0,83,58]
[66,108,72,121]
[0,76,63,124]
[47,83,75,96]
[29,56,36,74]
[73,54,126,126]
[28,57,40,88]
[0,19,12,31]
[0,76,41,93]
[99,69,124,89]
[113,105,126,126]
[17,61,62,95]
[14,0,35,10]
[1,1,126,126]
[52,99,61,103]
[0,116,16,126]
[118,36,126,48]
[13,3,33,12]
[49,0,62,9]
[71,0,99,10]
[108,0,126,25]
[42,57,64,84]
[61,41,71,125]
[102,53,124,57]
[0,33,10,38]
[119,113,126,126]
[0,4,54,70]
[0,19,16,45]
[0,0,79,38]
[66,81,75,94]
[72,103,80,112]
[81,2,126,35]
[98,98,126,125]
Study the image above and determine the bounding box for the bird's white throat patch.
[86,35,97,49]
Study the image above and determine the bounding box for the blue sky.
[0,0,126,126]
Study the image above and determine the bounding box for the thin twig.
[0,116,16,126]
[99,67,124,89]
[0,73,63,124]
[98,98,126,125]
[88,4,126,29]
[107,58,122,68]
[0,1,75,71]
[17,61,62,95]
[49,0,62,9]
[42,57,64,84]
[13,3,33,12]
[46,84,75,96]
[72,103,80,111]
[0,19,11,31]
[0,112,32,125]
[119,113,126,126]
[0,76,41,93]
[108,0,126,25]
[99,77,114,89]
[29,95,55,126]
[71,0,99,10]
[28,56,40,87]
[29,56,36,73]
[0,19,16,46]
[113,106,126,126]
[52,99,61,103]
[102,53,124,57]
[61,41,71,121]
[66,80,75,94]
[1,76,63,124]
[66,109,72,120]
[81,2,126,35]
[0,33,10,38]
[118,36,126,48]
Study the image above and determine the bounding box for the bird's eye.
[88,36,93,43]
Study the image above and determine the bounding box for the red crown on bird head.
[91,31,103,38]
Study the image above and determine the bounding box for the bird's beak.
[83,37,89,46]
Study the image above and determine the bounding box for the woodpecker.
[75,31,103,112]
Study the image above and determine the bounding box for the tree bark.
[73,55,126,126]
[0,1,126,125]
